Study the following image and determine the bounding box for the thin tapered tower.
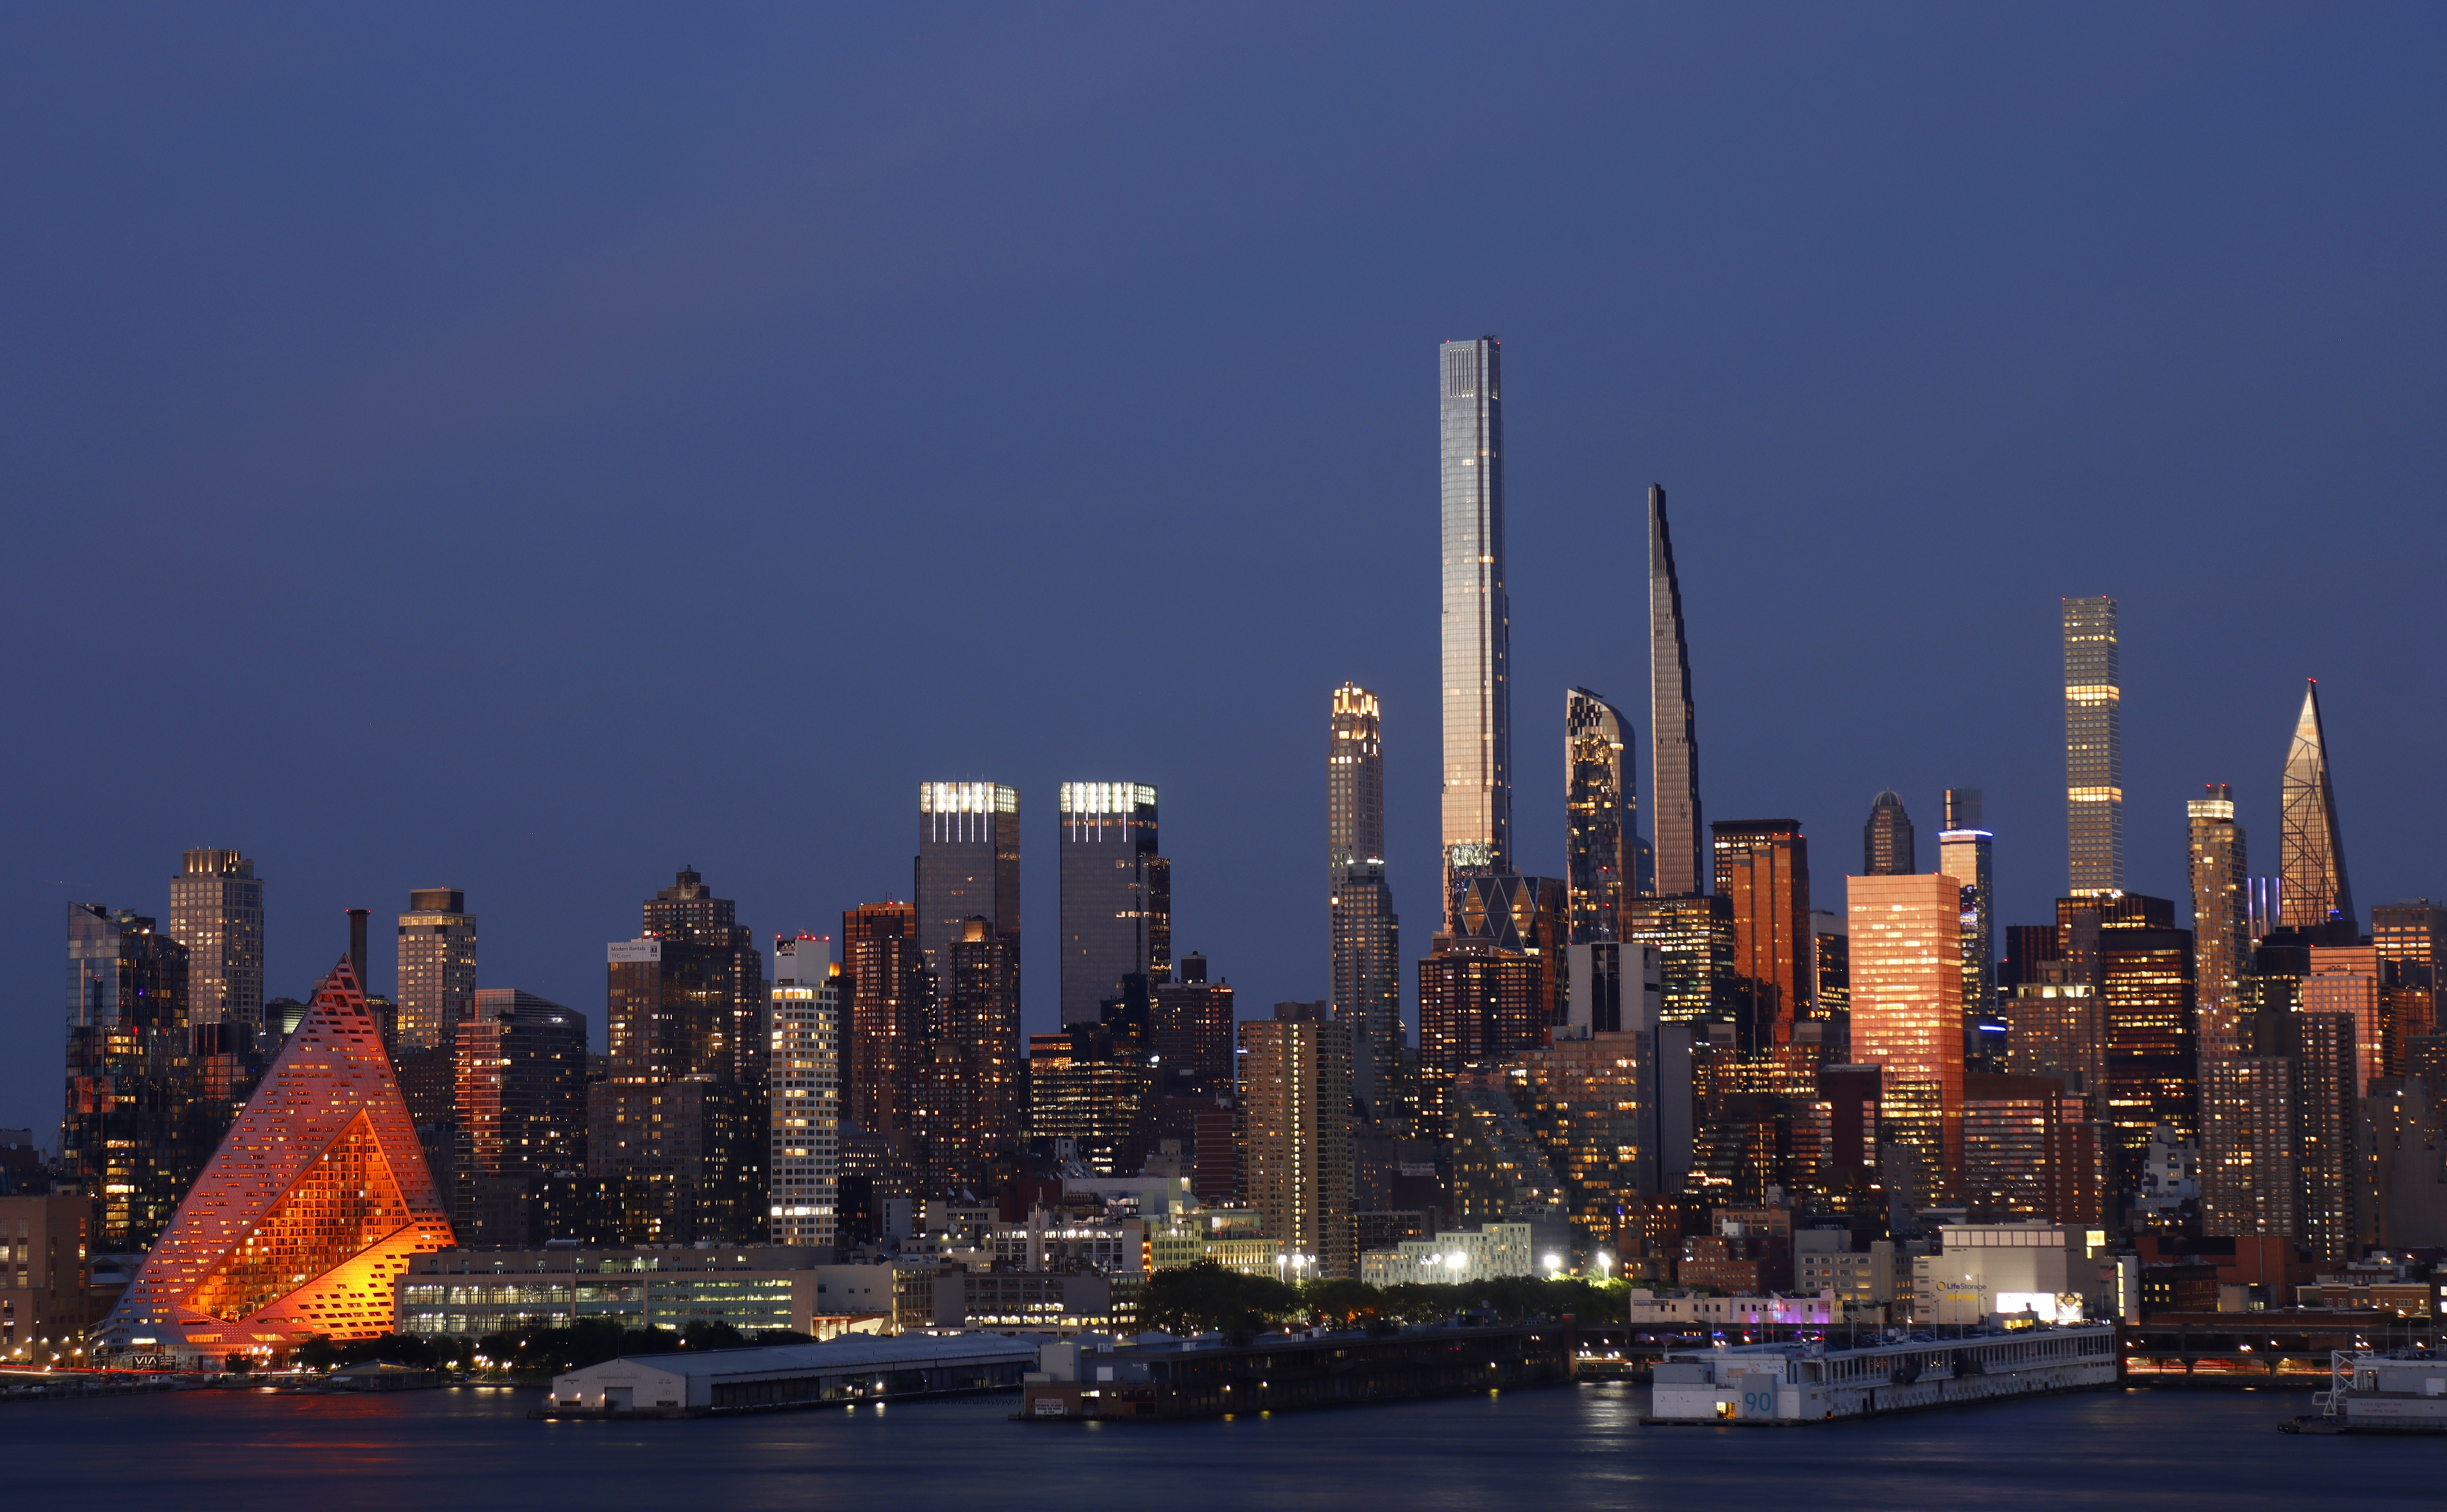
[1648,484,1704,896]
[2278,681,2353,931]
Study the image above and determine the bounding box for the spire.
[1648,483,1705,895]
[94,955,455,1360]
[2278,679,2354,930]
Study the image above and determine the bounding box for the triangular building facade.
[94,957,455,1363]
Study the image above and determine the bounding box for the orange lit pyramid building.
[95,957,456,1362]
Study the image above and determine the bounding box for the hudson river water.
[8,1382,2440,1509]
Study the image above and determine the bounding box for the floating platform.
[1646,1323,2119,1423]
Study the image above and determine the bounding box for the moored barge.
[1647,1322,2119,1423]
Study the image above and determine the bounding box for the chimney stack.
[346,908,369,991]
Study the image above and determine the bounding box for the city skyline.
[5,12,2442,1142]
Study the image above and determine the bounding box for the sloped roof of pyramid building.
[95,956,455,1357]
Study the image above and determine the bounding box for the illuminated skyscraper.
[2063,596,2123,895]
[2372,900,2446,1068]
[1847,873,1965,1203]
[929,916,1020,1195]
[2188,785,2250,1059]
[1937,791,1995,1063]
[1863,791,1915,876]
[2278,680,2354,931]
[1566,689,1636,942]
[1329,685,1400,1121]
[588,869,766,1243]
[1239,1004,1354,1275]
[1417,937,1538,1134]
[2099,912,2198,1183]
[840,901,923,1138]
[451,988,585,1245]
[1711,820,1811,1056]
[168,849,263,1032]
[61,904,194,1252]
[395,888,476,1052]
[1440,339,1510,914]
[916,783,1019,979]
[769,936,839,1247]
[1447,873,1568,1027]
[95,957,455,1363]
[2199,1056,2297,1239]
[1059,782,1166,1024]
[1647,484,1704,897]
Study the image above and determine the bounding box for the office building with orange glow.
[1847,872,1965,1202]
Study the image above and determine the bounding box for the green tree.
[1299,1277,1384,1327]
[1138,1261,1301,1335]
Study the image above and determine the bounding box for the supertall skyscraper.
[916,783,1020,977]
[1647,484,1704,897]
[395,887,476,1051]
[168,849,263,1032]
[1327,685,1400,1122]
[2063,596,2123,895]
[1059,782,1166,1024]
[1566,689,1635,943]
[2278,680,2355,931]
[1439,337,1510,917]
[2189,784,2251,1059]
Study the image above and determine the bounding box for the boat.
[2281,1350,2447,1434]
[1646,1322,2119,1423]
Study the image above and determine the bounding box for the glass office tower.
[1440,338,1510,920]
[1059,782,1164,1025]
[2279,680,2355,931]
[1712,820,1811,1056]
[1566,688,1635,943]
[2063,596,2124,895]
[916,782,1020,981]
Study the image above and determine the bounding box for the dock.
[1017,1323,1575,1421]
[538,1334,1040,1418]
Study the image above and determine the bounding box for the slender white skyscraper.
[1440,337,1510,923]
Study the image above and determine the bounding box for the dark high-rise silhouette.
[915,782,1019,981]
[1059,782,1166,1024]
[62,903,195,1252]
[1566,688,1637,942]
[1647,484,1704,897]
[1328,684,1400,1122]
[1863,790,1915,875]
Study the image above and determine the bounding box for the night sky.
[4,6,2441,1136]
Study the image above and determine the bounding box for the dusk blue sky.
[4,5,2441,1136]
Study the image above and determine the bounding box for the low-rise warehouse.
[544,1333,1039,1417]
